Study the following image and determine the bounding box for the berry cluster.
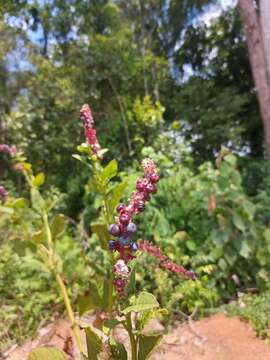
[0,186,8,203]
[0,144,17,156]
[80,104,102,158]
[108,158,160,295]
[139,241,197,280]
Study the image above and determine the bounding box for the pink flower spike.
[0,144,17,156]
[139,241,197,280]
[79,104,102,158]
[0,186,8,203]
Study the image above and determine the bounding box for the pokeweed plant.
[0,105,195,360]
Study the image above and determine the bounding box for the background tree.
[238,0,270,158]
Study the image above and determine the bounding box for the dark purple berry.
[126,222,137,235]
[114,278,126,289]
[119,213,130,225]
[108,240,116,250]
[131,242,138,252]
[136,200,145,212]
[119,236,130,246]
[108,224,120,237]
[145,182,156,193]
[150,173,160,183]
[117,203,126,213]
[136,179,145,191]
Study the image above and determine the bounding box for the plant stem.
[101,189,115,314]
[56,273,85,357]
[126,313,137,360]
[43,212,85,358]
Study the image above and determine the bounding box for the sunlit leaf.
[138,333,162,360]
[51,213,66,239]
[101,159,118,184]
[122,291,159,315]
[33,172,45,187]
[27,346,67,360]
[85,327,103,360]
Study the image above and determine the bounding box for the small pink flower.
[113,259,130,278]
[14,163,24,172]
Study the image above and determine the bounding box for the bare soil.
[3,314,270,360]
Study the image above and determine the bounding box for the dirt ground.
[3,313,270,360]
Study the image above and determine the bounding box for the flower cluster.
[139,241,197,280]
[0,186,8,203]
[80,104,102,158]
[108,158,160,295]
[0,144,17,156]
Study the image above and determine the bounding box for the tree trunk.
[260,0,270,82]
[239,0,270,158]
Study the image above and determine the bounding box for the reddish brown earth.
[3,314,270,360]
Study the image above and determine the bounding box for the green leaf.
[263,229,270,242]
[101,159,118,184]
[186,240,196,251]
[109,337,127,360]
[232,213,245,232]
[27,346,67,360]
[224,154,237,167]
[211,229,229,247]
[108,179,128,214]
[91,223,109,250]
[137,308,168,332]
[31,228,46,244]
[37,244,51,271]
[31,188,45,213]
[239,241,251,259]
[9,198,27,209]
[210,247,224,260]
[78,282,103,316]
[138,334,162,360]
[122,291,159,315]
[72,154,91,167]
[85,327,103,360]
[0,205,14,214]
[77,143,90,154]
[242,201,256,220]
[219,162,232,177]
[33,172,45,187]
[104,319,121,330]
[72,154,84,162]
[22,162,32,171]
[51,214,66,239]
[13,240,33,257]
[218,258,228,271]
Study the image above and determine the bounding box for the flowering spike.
[0,144,17,156]
[139,241,197,280]
[79,104,102,158]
